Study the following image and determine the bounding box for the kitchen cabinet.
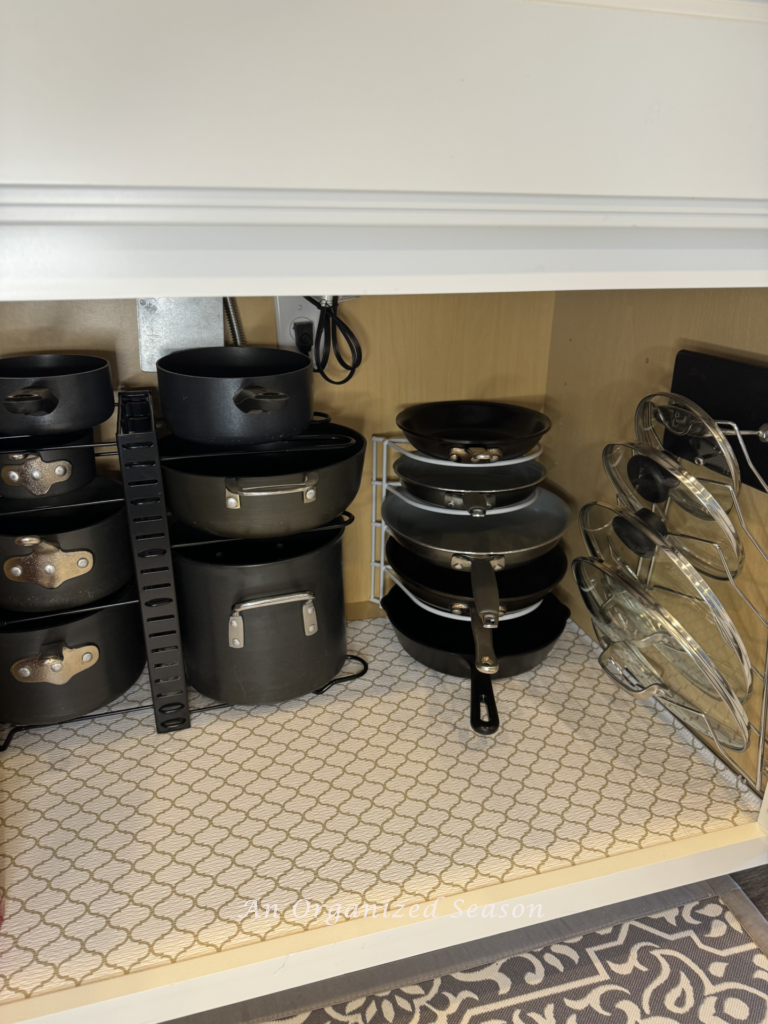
[1,2,767,1021]
[1,288,768,1024]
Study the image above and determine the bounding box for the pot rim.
[157,345,311,380]
[0,354,111,380]
[173,525,343,569]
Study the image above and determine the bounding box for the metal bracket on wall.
[117,391,191,733]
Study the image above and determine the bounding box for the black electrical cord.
[303,296,363,385]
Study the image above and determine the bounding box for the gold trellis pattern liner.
[0,619,760,1005]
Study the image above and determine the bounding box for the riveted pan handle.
[470,558,501,628]
[225,472,318,508]
[470,606,499,675]
[228,591,318,648]
[233,386,289,414]
[4,388,59,416]
[469,661,500,735]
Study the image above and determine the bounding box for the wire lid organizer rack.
[575,350,768,796]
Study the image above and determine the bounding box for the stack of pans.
[574,392,753,754]
[0,355,143,725]
[381,401,572,735]
[156,344,366,705]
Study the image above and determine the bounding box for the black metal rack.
[116,391,191,733]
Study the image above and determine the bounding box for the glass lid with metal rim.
[602,441,744,580]
[573,557,750,751]
[634,392,740,511]
[579,501,752,703]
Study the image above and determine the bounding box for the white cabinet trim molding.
[2,186,767,300]
[533,0,768,21]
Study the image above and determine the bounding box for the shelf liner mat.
[264,892,768,1024]
[0,620,760,1005]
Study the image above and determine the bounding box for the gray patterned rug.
[270,896,768,1024]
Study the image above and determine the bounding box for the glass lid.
[573,558,749,751]
[602,441,744,580]
[579,502,751,703]
[634,392,740,511]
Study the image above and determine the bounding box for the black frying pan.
[386,536,567,613]
[393,456,545,516]
[396,401,551,463]
[381,585,570,736]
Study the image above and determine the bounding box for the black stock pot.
[0,429,96,499]
[157,346,313,446]
[0,588,145,725]
[0,355,114,436]
[174,528,346,705]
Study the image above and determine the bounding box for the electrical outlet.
[274,297,321,353]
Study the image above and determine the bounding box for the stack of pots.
[381,401,571,735]
[156,346,365,705]
[0,355,144,725]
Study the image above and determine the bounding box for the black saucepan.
[174,528,347,705]
[0,355,114,436]
[157,346,313,446]
[0,429,96,499]
[393,456,546,516]
[382,488,570,657]
[382,584,570,736]
[162,422,365,538]
[0,586,145,725]
[396,401,551,463]
[0,478,133,613]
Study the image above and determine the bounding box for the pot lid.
[573,557,749,751]
[634,392,740,510]
[602,441,743,580]
[579,502,752,703]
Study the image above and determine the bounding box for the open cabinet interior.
[1,287,768,1022]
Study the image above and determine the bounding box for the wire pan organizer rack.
[370,435,544,608]
[1,391,367,750]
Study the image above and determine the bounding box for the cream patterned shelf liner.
[0,618,760,1005]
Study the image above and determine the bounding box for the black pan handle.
[4,388,59,416]
[470,558,500,628]
[233,386,290,414]
[469,662,500,735]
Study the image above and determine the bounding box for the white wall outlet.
[274,296,321,353]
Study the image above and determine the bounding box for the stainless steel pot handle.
[225,472,318,509]
[470,607,499,674]
[228,592,318,648]
[1,453,72,495]
[448,446,503,463]
[11,644,99,684]
[4,536,93,589]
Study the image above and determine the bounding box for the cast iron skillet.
[393,456,546,516]
[385,537,567,613]
[382,584,570,736]
[396,401,551,463]
[0,354,114,436]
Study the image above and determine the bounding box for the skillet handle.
[469,662,500,735]
[233,386,289,414]
[470,607,499,674]
[4,388,59,416]
[470,558,500,628]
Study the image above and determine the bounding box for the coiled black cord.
[303,296,363,385]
